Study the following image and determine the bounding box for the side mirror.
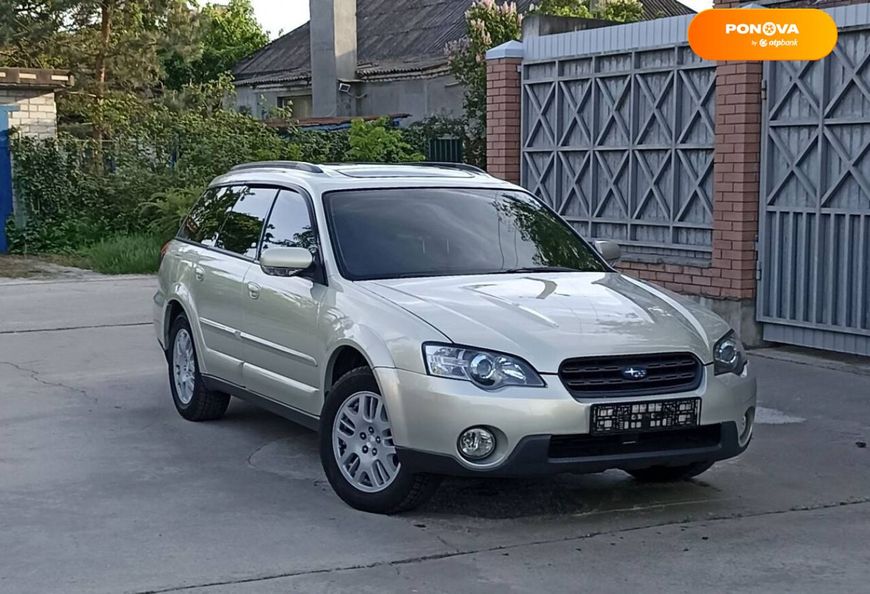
[260,247,314,276]
[594,240,621,264]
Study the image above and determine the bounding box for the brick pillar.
[708,0,764,344]
[485,41,523,184]
[713,61,762,302]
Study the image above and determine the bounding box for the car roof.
[208,161,519,194]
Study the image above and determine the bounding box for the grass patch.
[76,233,163,275]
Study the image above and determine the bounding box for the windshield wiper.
[498,266,581,274]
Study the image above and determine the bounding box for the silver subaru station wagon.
[154,161,756,514]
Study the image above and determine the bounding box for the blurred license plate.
[591,398,700,434]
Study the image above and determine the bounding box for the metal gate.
[758,15,870,355]
[521,17,715,264]
[0,106,15,253]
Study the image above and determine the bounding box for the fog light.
[738,407,755,447]
[458,427,495,461]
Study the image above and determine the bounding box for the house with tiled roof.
[232,0,694,124]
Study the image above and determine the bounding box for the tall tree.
[64,1,199,140]
[533,0,643,22]
[0,0,77,67]
[163,0,268,90]
[1,1,200,139]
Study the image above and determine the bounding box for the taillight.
[158,241,171,267]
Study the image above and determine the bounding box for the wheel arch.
[163,299,186,348]
[324,343,377,394]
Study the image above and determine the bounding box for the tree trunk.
[93,0,114,151]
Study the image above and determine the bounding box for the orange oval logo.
[688,9,837,61]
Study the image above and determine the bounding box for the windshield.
[324,188,608,281]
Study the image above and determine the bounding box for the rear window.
[178,186,278,259]
[214,187,278,258]
[178,187,237,246]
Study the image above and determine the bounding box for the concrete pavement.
[0,276,867,593]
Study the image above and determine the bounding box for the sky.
[249,0,310,39]
[240,0,713,40]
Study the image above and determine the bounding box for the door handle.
[247,282,261,300]
[193,265,205,281]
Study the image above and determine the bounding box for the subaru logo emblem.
[622,366,648,380]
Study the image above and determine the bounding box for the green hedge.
[6,113,440,258]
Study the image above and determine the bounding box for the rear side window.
[178,187,236,246]
[260,189,316,253]
[214,187,278,258]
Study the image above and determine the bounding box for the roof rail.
[230,161,324,174]
[328,161,487,174]
[410,162,487,174]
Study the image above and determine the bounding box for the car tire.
[626,461,715,482]
[167,313,230,422]
[320,367,440,514]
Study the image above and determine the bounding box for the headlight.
[713,331,747,375]
[423,343,545,390]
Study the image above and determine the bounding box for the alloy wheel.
[332,391,400,493]
[172,328,196,405]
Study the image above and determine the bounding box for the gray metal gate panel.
[522,38,715,264]
[758,13,870,355]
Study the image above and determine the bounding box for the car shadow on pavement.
[417,473,722,519]
[232,402,724,521]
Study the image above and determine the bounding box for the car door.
[181,185,277,386]
[240,188,328,415]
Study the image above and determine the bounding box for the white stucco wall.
[359,74,464,122]
[234,72,464,124]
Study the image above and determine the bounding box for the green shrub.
[140,185,205,240]
[348,118,424,163]
[8,103,450,257]
[76,233,163,275]
[290,129,351,163]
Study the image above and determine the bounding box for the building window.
[278,95,312,119]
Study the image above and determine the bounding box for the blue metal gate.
[0,106,16,253]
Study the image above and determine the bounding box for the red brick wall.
[486,57,522,184]
[616,261,729,298]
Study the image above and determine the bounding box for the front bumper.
[375,365,756,476]
[398,422,747,477]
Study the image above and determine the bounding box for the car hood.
[359,272,730,373]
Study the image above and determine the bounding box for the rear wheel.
[320,367,440,514]
[168,314,230,422]
[626,461,715,482]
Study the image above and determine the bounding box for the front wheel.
[319,367,440,514]
[626,460,715,482]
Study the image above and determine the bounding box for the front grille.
[559,352,702,398]
[548,425,722,459]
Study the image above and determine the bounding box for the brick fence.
[483,4,771,342]
[617,59,762,307]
